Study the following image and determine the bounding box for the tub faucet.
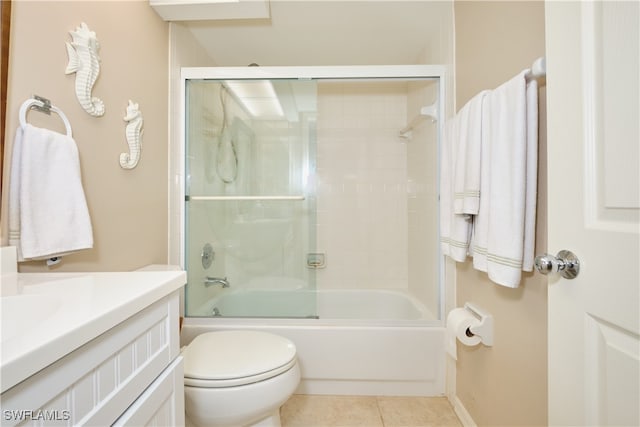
[204,276,230,288]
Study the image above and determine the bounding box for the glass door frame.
[177,65,447,320]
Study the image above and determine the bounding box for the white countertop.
[0,269,186,393]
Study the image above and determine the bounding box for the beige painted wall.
[1,1,169,271]
[454,2,548,426]
[168,22,218,267]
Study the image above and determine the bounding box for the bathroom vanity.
[0,249,187,426]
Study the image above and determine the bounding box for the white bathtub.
[190,288,434,320]
[181,289,445,396]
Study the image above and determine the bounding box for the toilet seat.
[183,330,298,388]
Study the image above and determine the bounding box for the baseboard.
[449,395,477,427]
[297,379,443,397]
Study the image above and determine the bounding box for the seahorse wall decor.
[65,22,105,117]
[120,100,143,169]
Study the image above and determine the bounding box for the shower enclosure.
[182,65,443,320]
[180,65,446,395]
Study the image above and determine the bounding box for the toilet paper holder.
[463,302,494,346]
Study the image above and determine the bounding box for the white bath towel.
[454,90,489,215]
[440,116,472,262]
[522,78,539,271]
[8,124,93,261]
[8,127,25,259]
[471,94,492,273]
[471,70,538,287]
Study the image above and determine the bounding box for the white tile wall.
[406,80,440,316]
[316,81,412,290]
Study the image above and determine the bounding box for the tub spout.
[204,276,230,288]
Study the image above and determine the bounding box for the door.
[545,1,639,426]
[183,78,318,318]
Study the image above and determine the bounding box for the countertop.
[0,269,186,393]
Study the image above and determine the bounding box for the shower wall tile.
[315,79,438,297]
[406,80,440,316]
[316,82,409,291]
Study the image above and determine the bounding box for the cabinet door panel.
[113,357,185,427]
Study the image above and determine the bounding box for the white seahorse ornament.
[120,100,143,169]
[65,22,105,117]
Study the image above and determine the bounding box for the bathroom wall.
[316,81,410,291]
[168,22,218,267]
[0,1,169,271]
[453,2,548,426]
[314,79,442,315]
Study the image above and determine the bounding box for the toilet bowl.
[182,330,300,427]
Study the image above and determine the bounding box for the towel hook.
[19,96,73,137]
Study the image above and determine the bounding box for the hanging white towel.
[471,69,538,287]
[471,94,492,273]
[522,78,539,272]
[454,90,489,215]
[8,124,93,261]
[440,116,472,262]
[8,127,25,258]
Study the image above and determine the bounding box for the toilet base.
[184,362,299,427]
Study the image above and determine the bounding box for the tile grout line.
[375,396,386,427]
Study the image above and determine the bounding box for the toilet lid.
[183,330,297,387]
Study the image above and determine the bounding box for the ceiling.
[182,1,453,66]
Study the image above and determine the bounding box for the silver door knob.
[534,250,580,279]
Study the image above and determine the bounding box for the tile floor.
[280,395,463,427]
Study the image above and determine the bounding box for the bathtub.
[181,289,446,396]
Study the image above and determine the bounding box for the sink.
[0,294,61,343]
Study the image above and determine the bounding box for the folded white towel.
[454,90,489,215]
[522,78,539,272]
[471,94,492,273]
[8,127,25,259]
[471,70,538,287]
[8,124,93,261]
[440,116,472,262]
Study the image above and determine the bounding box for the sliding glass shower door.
[184,78,318,318]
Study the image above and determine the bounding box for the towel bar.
[19,96,73,137]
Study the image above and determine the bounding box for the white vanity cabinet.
[0,290,185,427]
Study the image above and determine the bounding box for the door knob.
[534,250,580,279]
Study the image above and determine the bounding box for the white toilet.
[182,330,301,427]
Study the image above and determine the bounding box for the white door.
[545,1,639,426]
